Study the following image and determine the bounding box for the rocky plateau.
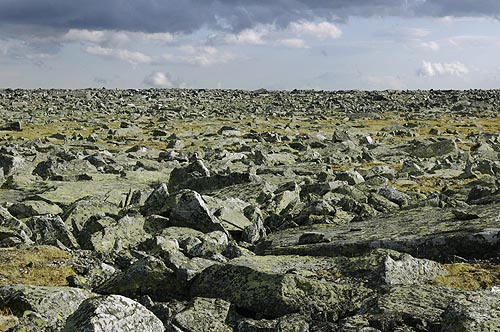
[0,88,499,331]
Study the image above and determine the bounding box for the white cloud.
[289,20,342,40]
[418,41,440,51]
[417,61,469,77]
[86,46,153,64]
[276,38,309,48]
[144,72,173,88]
[223,26,271,45]
[64,29,175,47]
[161,45,236,66]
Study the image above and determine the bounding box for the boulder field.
[0,88,499,331]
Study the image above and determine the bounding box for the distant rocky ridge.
[0,89,499,331]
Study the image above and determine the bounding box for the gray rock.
[26,214,79,249]
[191,255,372,319]
[78,214,149,253]
[96,256,185,300]
[64,295,164,332]
[167,297,232,332]
[8,200,63,218]
[256,204,500,261]
[440,291,500,332]
[410,138,458,158]
[0,284,92,331]
[169,190,226,234]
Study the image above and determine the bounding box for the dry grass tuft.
[0,245,75,287]
[433,262,500,291]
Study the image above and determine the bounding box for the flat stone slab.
[256,204,500,261]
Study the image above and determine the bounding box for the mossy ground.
[0,245,75,287]
[433,262,500,290]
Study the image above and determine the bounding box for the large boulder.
[0,284,92,331]
[191,255,372,319]
[167,297,233,332]
[26,214,79,249]
[77,214,149,253]
[62,196,119,234]
[95,256,185,301]
[64,295,164,332]
[0,207,33,247]
[256,204,500,261]
[169,190,226,234]
[441,291,500,332]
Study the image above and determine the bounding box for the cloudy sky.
[1,0,500,90]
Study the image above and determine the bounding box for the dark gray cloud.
[0,0,499,37]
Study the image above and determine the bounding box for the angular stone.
[0,284,92,331]
[64,295,164,332]
[256,204,500,261]
[441,291,500,332]
[95,256,185,300]
[168,297,232,332]
[191,255,372,319]
[77,214,149,253]
[26,214,79,249]
[410,138,458,158]
[8,200,63,218]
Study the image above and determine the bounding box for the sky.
[1,0,500,90]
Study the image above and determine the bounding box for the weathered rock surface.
[191,255,373,319]
[64,294,164,332]
[0,284,92,331]
[256,203,500,261]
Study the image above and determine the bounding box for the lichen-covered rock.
[410,138,459,158]
[8,200,63,218]
[77,214,149,253]
[62,196,119,234]
[167,297,232,332]
[95,256,185,300]
[0,284,92,331]
[256,204,500,261]
[381,253,448,285]
[191,255,372,319]
[26,214,79,249]
[64,295,164,332]
[169,190,226,234]
[440,291,500,332]
[0,206,33,246]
